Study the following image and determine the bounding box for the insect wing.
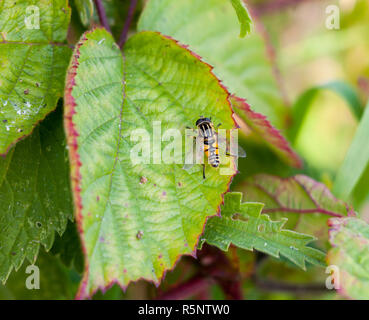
[216,132,247,158]
[183,128,205,170]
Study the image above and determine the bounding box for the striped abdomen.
[198,122,220,168]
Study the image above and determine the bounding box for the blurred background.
[1,0,369,300]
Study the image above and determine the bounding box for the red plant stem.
[93,0,111,32]
[119,0,138,48]
[156,275,213,300]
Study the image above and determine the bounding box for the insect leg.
[202,164,206,180]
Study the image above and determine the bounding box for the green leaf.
[201,192,326,270]
[333,99,369,203]
[0,105,73,283]
[231,95,302,168]
[328,217,369,299]
[238,174,353,244]
[288,81,363,144]
[0,0,71,155]
[64,29,237,299]
[229,0,253,37]
[138,0,287,129]
[51,221,84,274]
[74,0,94,27]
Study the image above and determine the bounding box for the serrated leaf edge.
[64,28,239,299]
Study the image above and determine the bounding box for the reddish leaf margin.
[231,95,302,168]
[64,28,241,299]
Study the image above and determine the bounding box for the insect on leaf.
[64,28,238,299]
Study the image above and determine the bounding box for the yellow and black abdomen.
[199,122,220,168]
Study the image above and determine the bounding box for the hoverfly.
[183,116,246,179]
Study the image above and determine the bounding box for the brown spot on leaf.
[140,176,148,184]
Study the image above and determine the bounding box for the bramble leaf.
[328,217,369,299]
[0,0,71,155]
[229,0,253,37]
[230,95,302,168]
[201,192,326,270]
[138,0,287,129]
[64,29,237,299]
[0,105,73,283]
[239,174,353,243]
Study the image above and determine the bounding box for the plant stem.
[156,275,212,300]
[252,275,328,294]
[93,0,111,32]
[118,0,138,48]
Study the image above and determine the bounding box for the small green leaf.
[328,217,369,299]
[229,0,253,37]
[74,0,94,27]
[65,29,237,299]
[138,0,287,128]
[0,105,73,283]
[0,0,71,155]
[201,192,326,270]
